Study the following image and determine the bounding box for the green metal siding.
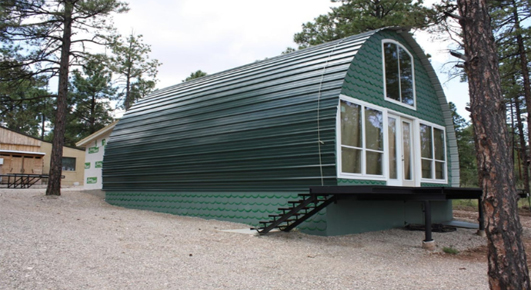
[104,31,379,193]
[103,28,458,234]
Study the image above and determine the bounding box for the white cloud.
[113,0,336,86]
[112,0,470,118]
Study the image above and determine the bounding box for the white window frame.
[382,39,417,110]
[337,96,388,180]
[419,121,448,183]
[337,95,448,185]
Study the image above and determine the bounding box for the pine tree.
[0,0,128,196]
[293,0,436,48]
[452,0,531,287]
[109,33,161,111]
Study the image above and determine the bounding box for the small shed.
[0,127,45,176]
[103,28,460,236]
[0,126,85,187]
[76,121,118,190]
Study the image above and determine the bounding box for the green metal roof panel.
[104,28,459,193]
[104,30,379,192]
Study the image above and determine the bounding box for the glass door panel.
[388,117,398,180]
[388,114,416,186]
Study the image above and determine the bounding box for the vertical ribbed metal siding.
[103,31,378,193]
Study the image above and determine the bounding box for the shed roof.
[0,149,46,156]
[75,121,119,148]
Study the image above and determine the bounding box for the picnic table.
[0,173,50,188]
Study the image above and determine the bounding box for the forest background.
[0,0,529,190]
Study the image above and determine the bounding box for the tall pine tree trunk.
[456,0,530,288]
[46,1,73,196]
[514,94,530,195]
[511,0,531,155]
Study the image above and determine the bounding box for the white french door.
[387,114,416,186]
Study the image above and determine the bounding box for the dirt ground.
[449,208,531,267]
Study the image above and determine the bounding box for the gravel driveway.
[0,187,492,289]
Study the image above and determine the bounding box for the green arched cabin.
[103,28,460,236]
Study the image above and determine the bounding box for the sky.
[111,0,470,119]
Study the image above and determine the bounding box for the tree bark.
[46,1,74,196]
[456,0,530,288]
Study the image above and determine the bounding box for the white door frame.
[387,114,417,186]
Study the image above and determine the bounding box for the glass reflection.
[402,121,412,180]
[341,100,362,148]
[399,47,414,106]
[342,147,362,174]
[434,128,445,161]
[388,117,397,179]
[365,108,383,151]
[384,43,400,102]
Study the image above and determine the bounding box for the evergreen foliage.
[0,0,128,195]
[183,70,207,82]
[109,33,161,111]
[293,0,436,48]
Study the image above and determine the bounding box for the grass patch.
[453,199,531,213]
[452,199,478,211]
[443,246,459,255]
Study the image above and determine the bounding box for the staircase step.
[254,193,336,235]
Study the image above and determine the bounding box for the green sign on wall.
[95,161,103,168]
[87,177,97,184]
[88,147,99,154]
[85,162,90,169]
[102,139,106,146]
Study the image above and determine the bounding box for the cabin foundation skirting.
[105,191,452,236]
[105,191,328,235]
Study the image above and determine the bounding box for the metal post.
[423,201,433,242]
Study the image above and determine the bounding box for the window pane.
[365,108,383,151]
[384,43,400,102]
[342,147,362,174]
[422,159,432,178]
[399,47,414,106]
[366,151,383,175]
[434,128,445,161]
[420,124,432,158]
[402,122,412,180]
[388,117,397,179]
[62,157,76,171]
[340,100,362,148]
[435,161,445,179]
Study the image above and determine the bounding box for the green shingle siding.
[339,31,455,186]
[341,31,445,126]
[337,179,387,186]
[106,191,327,234]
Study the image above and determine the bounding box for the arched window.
[382,40,415,108]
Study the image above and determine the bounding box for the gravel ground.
[0,187,496,289]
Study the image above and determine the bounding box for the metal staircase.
[253,194,336,234]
